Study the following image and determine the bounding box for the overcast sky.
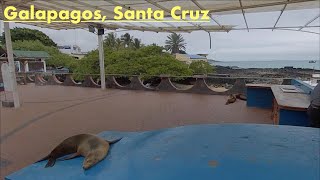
[1,8,319,61]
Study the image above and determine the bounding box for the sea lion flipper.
[35,154,50,163]
[45,158,56,168]
[107,138,123,145]
[237,94,247,101]
[63,153,80,160]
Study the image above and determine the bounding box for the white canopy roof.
[0,0,319,33]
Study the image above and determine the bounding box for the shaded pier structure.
[28,73,294,96]
[30,73,261,95]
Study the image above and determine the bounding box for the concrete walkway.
[0,84,272,179]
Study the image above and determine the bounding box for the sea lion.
[225,94,237,105]
[236,94,247,101]
[37,134,122,170]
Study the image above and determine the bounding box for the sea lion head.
[83,153,102,170]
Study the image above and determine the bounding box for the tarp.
[5,124,320,180]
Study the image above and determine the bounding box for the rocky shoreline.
[146,66,319,88]
[214,66,319,79]
[206,66,320,85]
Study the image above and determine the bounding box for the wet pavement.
[0,84,272,179]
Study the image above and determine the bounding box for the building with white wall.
[175,53,208,64]
[58,45,87,59]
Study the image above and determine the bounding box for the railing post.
[98,27,106,90]
[2,2,20,108]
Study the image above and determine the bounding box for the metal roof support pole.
[272,0,289,31]
[145,0,203,31]
[97,27,106,90]
[298,13,320,31]
[107,0,176,32]
[3,20,21,108]
[210,0,315,14]
[191,0,227,32]
[208,32,212,49]
[239,0,249,32]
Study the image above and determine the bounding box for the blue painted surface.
[279,109,310,126]
[247,88,273,108]
[6,124,320,180]
[291,79,314,94]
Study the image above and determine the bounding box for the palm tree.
[104,32,117,47]
[132,38,142,49]
[121,33,133,48]
[115,38,123,50]
[165,33,186,54]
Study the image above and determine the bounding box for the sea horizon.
[210,60,320,70]
[213,60,320,62]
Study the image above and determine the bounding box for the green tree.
[139,45,163,55]
[132,38,142,49]
[141,55,192,77]
[1,27,57,47]
[115,38,123,50]
[121,33,133,48]
[165,33,186,54]
[72,49,100,80]
[74,45,192,77]
[189,60,214,75]
[104,32,117,48]
[107,33,143,49]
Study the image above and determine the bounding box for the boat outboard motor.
[308,83,320,128]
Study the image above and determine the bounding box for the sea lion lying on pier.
[36,134,122,170]
[225,94,247,105]
[226,94,237,105]
[235,94,247,101]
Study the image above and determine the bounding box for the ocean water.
[210,60,320,70]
